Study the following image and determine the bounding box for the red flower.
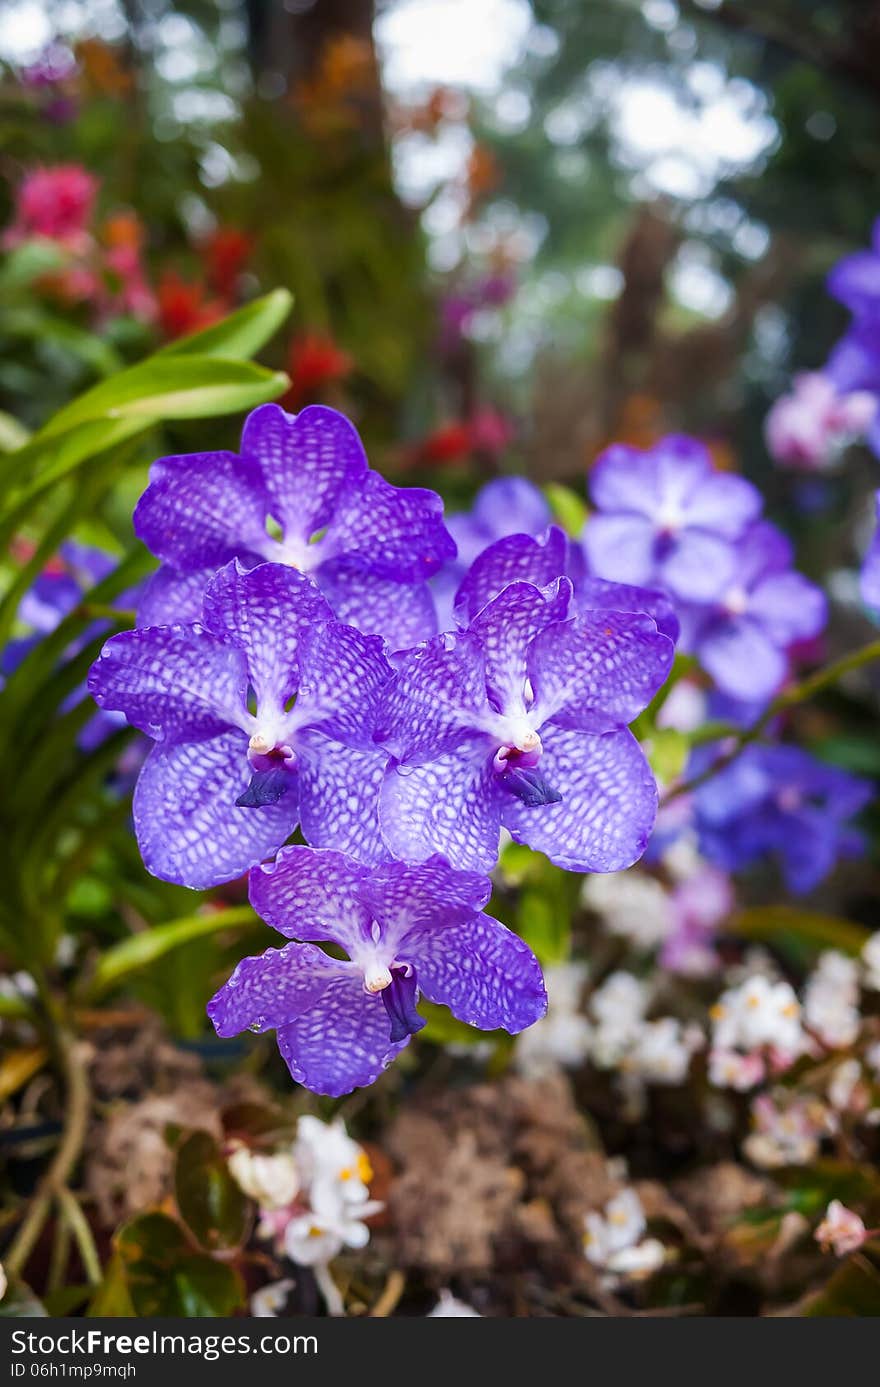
[409,421,474,467]
[202,227,253,298]
[285,332,354,406]
[157,271,225,341]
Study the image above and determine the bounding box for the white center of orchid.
[363,961,393,993]
[248,732,274,756]
[723,586,750,616]
[656,500,685,534]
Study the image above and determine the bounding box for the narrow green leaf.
[86,907,258,999]
[733,905,870,956]
[40,357,287,437]
[159,288,293,360]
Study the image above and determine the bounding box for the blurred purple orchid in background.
[135,404,455,651]
[676,520,827,703]
[431,475,550,630]
[89,561,392,888]
[376,569,674,873]
[583,435,761,602]
[208,848,546,1095]
[694,744,872,894]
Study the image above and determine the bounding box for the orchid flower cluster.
[90,403,680,1094]
[228,1114,380,1316]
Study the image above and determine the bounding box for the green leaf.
[0,240,67,289]
[86,1258,135,1318]
[174,1131,249,1251]
[518,887,571,965]
[40,357,288,437]
[0,410,30,452]
[644,727,689,786]
[543,481,587,536]
[113,1213,245,1317]
[799,1257,880,1317]
[733,906,870,957]
[86,907,258,999]
[418,999,504,1049]
[159,288,293,360]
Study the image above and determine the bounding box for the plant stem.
[665,638,880,802]
[56,1187,102,1286]
[4,1025,91,1281]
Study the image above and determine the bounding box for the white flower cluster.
[710,946,877,1093]
[230,1114,382,1317]
[583,1188,666,1285]
[514,963,592,1077]
[589,972,702,1084]
[581,872,673,951]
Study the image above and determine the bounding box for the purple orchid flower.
[208,848,546,1095]
[89,561,392,888]
[456,525,681,643]
[825,325,880,458]
[432,477,551,629]
[134,404,455,651]
[694,744,872,894]
[675,520,827,703]
[827,218,880,321]
[861,492,880,610]
[583,436,761,602]
[375,568,674,874]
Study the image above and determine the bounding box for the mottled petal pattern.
[133,730,300,888]
[136,564,213,627]
[379,740,501,872]
[374,630,488,761]
[89,625,248,743]
[324,470,455,580]
[359,855,492,951]
[453,527,568,625]
[502,725,658,872]
[201,560,331,712]
[134,450,268,569]
[469,578,571,716]
[414,913,546,1033]
[317,559,438,649]
[528,610,674,732]
[276,976,408,1096]
[241,403,367,542]
[295,621,391,746]
[296,731,388,865]
[207,942,345,1036]
[249,844,373,951]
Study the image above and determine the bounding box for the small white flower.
[606,1238,666,1279]
[228,1145,300,1210]
[708,1048,765,1091]
[828,1058,862,1112]
[743,1093,827,1169]
[514,963,592,1077]
[862,933,880,991]
[0,1261,6,1303]
[589,972,650,1068]
[428,1290,481,1317]
[710,975,805,1057]
[284,1180,383,1267]
[582,872,673,950]
[624,1018,702,1085]
[803,952,861,1050]
[583,1189,665,1283]
[295,1116,373,1207]
[815,1200,867,1257]
[250,1278,295,1317]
